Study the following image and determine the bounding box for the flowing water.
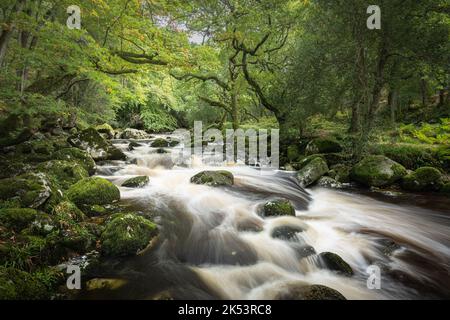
[79,135,450,300]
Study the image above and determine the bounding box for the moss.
[52,201,86,222]
[328,164,351,183]
[260,198,295,217]
[296,157,329,187]
[95,123,114,139]
[67,128,126,161]
[36,160,88,190]
[318,252,354,276]
[122,176,149,188]
[287,145,301,162]
[54,148,96,175]
[0,208,39,231]
[401,167,444,192]
[100,213,158,257]
[151,138,169,148]
[0,267,49,300]
[190,170,234,186]
[169,140,180,147]
[305,137,342,155]
[292,154,324,171]
[0,172,60,209]
[66,177,120,208]
[351,155,407,187]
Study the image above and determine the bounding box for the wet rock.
[377,238,401,257]
[400,167,444,192]
[190,170,234,186]
[318,252,354,276]
[151,138,170,148]
[121,128,149,140]
[127,141,142,151]
[36,160,88,190]
[328,164,351,183]
[274,283,346,300]
[67,128,126,161]
[293,244,316,259]
[156,148,169,154]
[260,198,295,217]
[236,217,264,232]
[351,155,407,187]
[86,278,127,291]
[66,177,120,209]
[169,140,180,147]
[122,176,149,188]
[316,176,343,189]
[100,213,158,257]
[95,123,115,139]
[54,148,96,175]
[305,137,342,155]
[292,154,324,171]
[296,157,329,187]
[271,225,303,240]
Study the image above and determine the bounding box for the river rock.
[36,160,88,190]
[122,176,149,188]
[66,177,120,209]
[95,123,115,139]
[271,225,303,240]
[151,138,170,148]
[400,167,444,192]
[86,278,127,291]
[121,128,149,140]
[260,198,295,217]
[350,155,407,187]
[296,157,329,187]
[54,148,96,175]
[316,176,343,189]
[318,252,354,276]
[127,141,142,151]
[305,137,342,155]
[328,164,351,183]
[100,213,158,257]
[274,283,346,300]
[190,170,234,186]
[67,128,126,161]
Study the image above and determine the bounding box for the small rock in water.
[122,176,149,188]
[86,278,127,291]
[296,157,329,188]
[156,148,169,154]
[293,244,316,259]
[127,141,142,151]
[274,283,346,300]
[151,138,170,148]
[318,252,354,276]
[316,176,343,189]
[190,170,234,187]
[271,225,304,241]
[259,198,296,217]
[236,217,264,232]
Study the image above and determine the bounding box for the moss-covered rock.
[318,252,354,276]
[296,157,329,187]
[0,173,61,209]
[67,128,126,161]
[0,208,40,231]
[66,177,120,208]
[400,167,444,192]
[305,137,342,155]
[121,128,149,140]
[122,176,149,188]
[274,283,346,300]
[292,154,324,171]
[259,198,296,217]
[151,138,170,148]
[190,170,234,186]
[0,267,49,300]
[54,148,96,175]
[36,160,88,190]
[351,155,407,187]
[316,176,343,188]
[52,201,86,222]
[95,123,114,139]
[169,140,180,147]
[100,213,158,257]
[328,164,351,183]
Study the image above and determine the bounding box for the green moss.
[95,123,114,139]
[36,160,88,190]
[401,167,444,192]
[351,155,407,187]
[305,137,342,155]
[287,145,301,162]
[151,138,169,148]
[0,267,49,300]
[319,252,354,276]
[54,148,96,175]
[260,198,296,217]
[292,154,324,171]
[101,213,158,257]
[122,176,149,188]
[52,201,86,222]
[0,208,39,231]
[66,177,120,208]
[296,157,329,187]
[328,164,351,183]
[190,170,234,186]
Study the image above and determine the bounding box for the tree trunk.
[349,97,361,133]
[420,78,428,106]
[388,89,398,124]
[231,82,239,130]
[0,0,27,66]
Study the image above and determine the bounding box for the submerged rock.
[66,177,120,209]
[296,157,329,187]
[400,167,444,192]
[151,138,170,148]
[271,225,304,240]
[305,137,342,155]
[54,148,96,175]
[67,128,126,161]
[127,141,142,151]
[100,213,158,257]
[190,170,234,186]
[260,198,296,217]
[318,252,354,276]
[351,155,407,187]
[274,283,346,300]
[122,176,149,188]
